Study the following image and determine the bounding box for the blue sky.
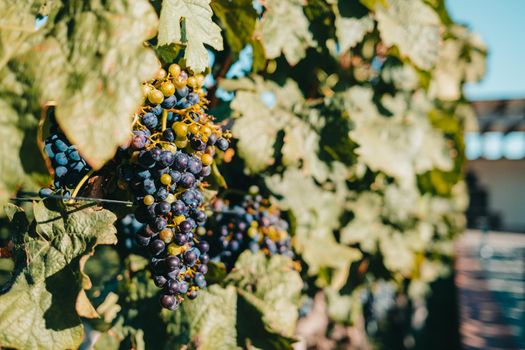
[446,0,525,100]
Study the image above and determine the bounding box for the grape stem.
[69,169,95,204]
[161,109,168,131]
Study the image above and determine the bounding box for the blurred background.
[448,1,525,349]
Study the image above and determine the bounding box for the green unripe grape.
[175,139,188,148]
[160,81,175,97]
[201,153,213,166]
[174,76,187,89]
[141,84,152,97]
[200,125,212,137]
[165,144,177,153]
[156,68,167,80]
[169,64,181,79]
[148,89,164,104]
[160,173,172,185]
[189,124,200,135]
[197,226,206,236]
[195,74,205,87]
[143,195,155,206]
[173,122,188,137]
[166,193,175,204]
[187,76,197,88]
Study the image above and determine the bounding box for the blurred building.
[465,99,525,232]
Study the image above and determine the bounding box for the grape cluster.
[117,64,231,310]
[40,127,91,196]
[205,194,294,270]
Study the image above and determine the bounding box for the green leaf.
[0,5,50,206]
[335,14,374,53]
[211,0,258,56]
[259,0,316,65]
[429,25,487,100]
[166,252,301,350]
[375,0,441,70]
[265,168,359,285]
[166,285,240,350]
[158,0,223,73]
[227,251,303,338]
[0,201,117,350]
[344,87,453,188]
[227,77,302,172]
[21,0,160,169]
[236,290,296,350]
[0,86,48,206]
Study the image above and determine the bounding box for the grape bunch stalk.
[205,193,294,270]
[39,118,92,198]
[117,63,231,310]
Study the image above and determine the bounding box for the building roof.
[471,99,525,132]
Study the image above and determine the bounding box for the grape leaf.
[375,0,441,70]
[166,252,301,350]
[211,0,258,57]
[0,4,50,207]
[227,252,303,338]
[158,0,223,73]
[265,168,361,287]
[226,77,303,173]
[19,0,160,170]
[345,87,453,188]
[429,25,487,101]
[259,0,316,65]
[167,285,240,350]
[0,201,117,350]
[0,85,48,206]
[335,14,374,53]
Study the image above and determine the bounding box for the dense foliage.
[0,0,485,349]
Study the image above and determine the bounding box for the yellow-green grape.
[247,226,258,238]
[143,195,155,206]
[174,215,186,225]
[174,75,187,89]
[141,84,152,97]
[160,81,175,97]
[166,193,175,204]
[160,173,172,185]
[189,124,200,135]
[173,122,188,138]
[187,76,198,88]
[159,228,174,244]
[156,68,167,80]
[197,226,206,236]
[195,74,205,87]
[169,64,181,79]
[175,139,188,148]
[167,243,184,256]
[165,144,177,153]
[200,125,212,137]
[148,89,164,104]
[201,153,213,166]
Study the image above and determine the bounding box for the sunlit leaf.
[158,0,223,73]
